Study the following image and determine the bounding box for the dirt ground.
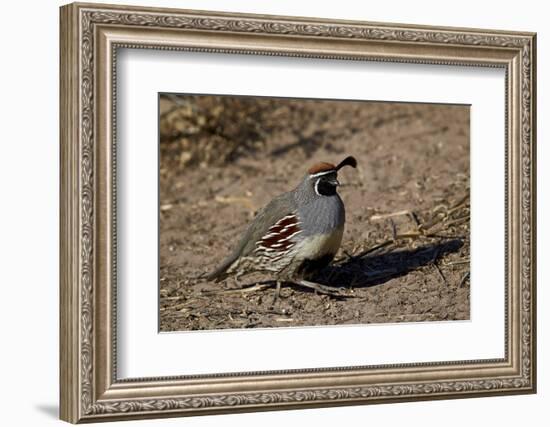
[158,94,470,332]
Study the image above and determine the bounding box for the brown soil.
[159,94,470,332]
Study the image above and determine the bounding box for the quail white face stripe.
[309,170,336,178]
[314,178,321,196]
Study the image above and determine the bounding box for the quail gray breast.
[207,156,357,296]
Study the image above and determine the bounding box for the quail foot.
[207,156,357,299]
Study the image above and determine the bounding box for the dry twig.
[458,272,470,288]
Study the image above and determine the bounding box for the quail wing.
[206,191,298,281]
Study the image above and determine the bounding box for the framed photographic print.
[60,2,536,423]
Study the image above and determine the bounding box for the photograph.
[158,94,471,331]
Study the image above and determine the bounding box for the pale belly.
[293,226,344,261]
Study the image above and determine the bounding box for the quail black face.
[314,172,339,196]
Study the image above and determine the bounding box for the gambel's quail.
[207,156,357,297]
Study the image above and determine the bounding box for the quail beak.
[328,178,340,187]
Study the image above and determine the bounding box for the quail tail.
[206,253,237,282]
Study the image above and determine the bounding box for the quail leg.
[271,280,282,305]
[297,279,351,297]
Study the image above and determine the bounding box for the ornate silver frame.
[60,2,536,423]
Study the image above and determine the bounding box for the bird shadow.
[315,239,463,290]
